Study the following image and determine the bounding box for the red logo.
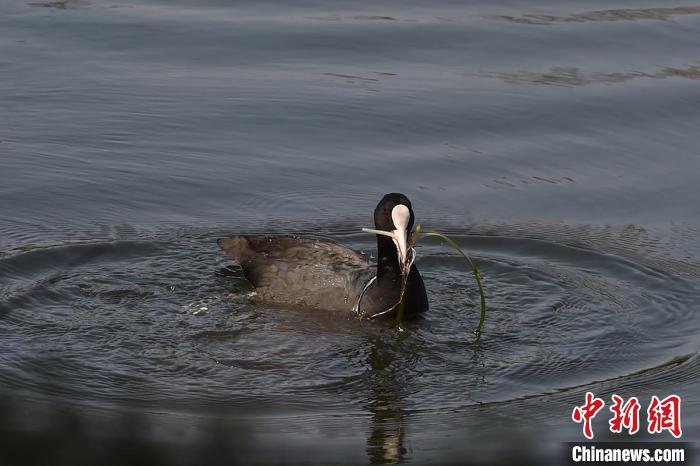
[647,395,682,438]
[572,393,682,439]
[572,392,605,439]
[609,394,641,435]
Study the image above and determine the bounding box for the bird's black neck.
[376,235,402,282]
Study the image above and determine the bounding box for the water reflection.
[367,402,406,464]
[470,64,700,86]
[309,15,398,22]
[365,333,411,464]
[494,6,700,25]
[363,327,488,464]
[27,0,91,9]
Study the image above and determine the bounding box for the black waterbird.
[217,193,428,318]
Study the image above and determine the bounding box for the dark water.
[1,0,699,464]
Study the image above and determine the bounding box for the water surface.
[1,0,699,464]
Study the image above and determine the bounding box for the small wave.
[493,6,700,25]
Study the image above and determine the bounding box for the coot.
[217,193,428,319]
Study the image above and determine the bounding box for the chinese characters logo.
[571,392,682,439]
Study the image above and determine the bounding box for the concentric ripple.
[0,223,698,420]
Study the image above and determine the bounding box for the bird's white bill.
[390,204,410,268]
